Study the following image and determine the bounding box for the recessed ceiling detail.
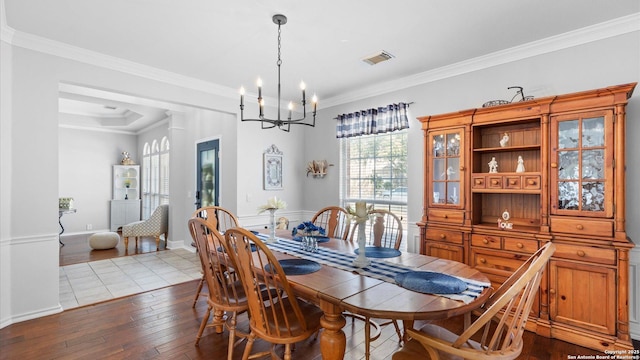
[362,50,395,65]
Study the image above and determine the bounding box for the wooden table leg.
[319,302,346,360]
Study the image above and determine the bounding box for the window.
[340,130,408,246]
[142,137,170,219]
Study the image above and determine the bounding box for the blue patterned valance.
[336,102,410,138]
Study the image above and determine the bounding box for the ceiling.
[3,0,639,132]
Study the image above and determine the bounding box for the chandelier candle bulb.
[240,87,245,107]
[300,81,306,102]
[288,102,293,119]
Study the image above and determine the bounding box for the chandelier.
[239,14,317,132]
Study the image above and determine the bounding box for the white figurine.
[516,155,525,173]
[499,133,510,147]
[488,157,498,173]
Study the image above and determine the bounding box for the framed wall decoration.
[263,144,283,190]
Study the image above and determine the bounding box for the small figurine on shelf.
[516,155,525,173]
[488,157,498,173]
[121,151,135,165]
[499,133,510,147]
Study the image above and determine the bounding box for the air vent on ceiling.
[104,105,117,110]
[362,50,395,65]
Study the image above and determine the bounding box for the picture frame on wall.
[263,144,283,190]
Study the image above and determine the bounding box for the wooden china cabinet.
[418,83,636,351]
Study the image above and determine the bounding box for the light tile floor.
[59,248,201,310]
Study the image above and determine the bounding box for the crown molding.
[321,12,640,108]
[2,7,638,109]
[0,10,237,101]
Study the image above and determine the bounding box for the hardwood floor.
[59,232,170,266]
[2,280,635,360]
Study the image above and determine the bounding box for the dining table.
[255,229,492,360]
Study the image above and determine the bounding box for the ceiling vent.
[362,50,395,65]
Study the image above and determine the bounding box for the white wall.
[59,127,138,233]
[1,26,638,340]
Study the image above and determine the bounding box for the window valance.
[335,102,410,138]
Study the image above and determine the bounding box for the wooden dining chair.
[392,242,556,360]
[222,227,324,360]
[191,206,240,307]
[187,217,249,360]
[311,206,351,240]
[348,208,404,359]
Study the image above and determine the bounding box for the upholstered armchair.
[122,204,169,250]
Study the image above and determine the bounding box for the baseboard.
[166,238,195,252]
[1,304,63,329]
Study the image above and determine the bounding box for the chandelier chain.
[277,22,282,67]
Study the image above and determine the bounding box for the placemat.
[265,258,322,275]
[395,271,467,294]
[354,246,401,258]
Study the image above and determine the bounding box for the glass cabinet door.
[430,129,463,207]
[551,110,613,218]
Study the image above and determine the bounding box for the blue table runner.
[256,234,490,304]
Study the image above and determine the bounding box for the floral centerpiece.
[258,196,287,242]
[292,221,325,252]
[291,221,326,237]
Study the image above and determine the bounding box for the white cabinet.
[113,165,140,200]
[110,200,141,231]
[111,165,140,231]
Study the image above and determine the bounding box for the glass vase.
[268,208,277,243]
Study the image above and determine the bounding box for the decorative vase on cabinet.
[418,83,636,352]
[110,165,141,231]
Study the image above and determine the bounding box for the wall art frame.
[263,144,283,190]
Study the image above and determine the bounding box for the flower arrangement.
[292,221,326,237]
[257,196,287,214]
[346,201,377,224]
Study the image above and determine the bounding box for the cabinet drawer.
[425,228,463,244]
[472,176,486,189]
[471,234,501,249]
[553,243,616,265]
[487,176,502,189]
[503,237,538,254]
[472,251,528,276]
[428,209,464,224]
[522,175,541,190]
[504,176,521,189]
[550,217,613,238]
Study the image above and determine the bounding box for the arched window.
[142,138,170,219]
[142,143,151,218]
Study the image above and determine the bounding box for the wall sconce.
[306,160,333,178]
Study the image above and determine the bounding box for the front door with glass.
[196,139,220,209]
